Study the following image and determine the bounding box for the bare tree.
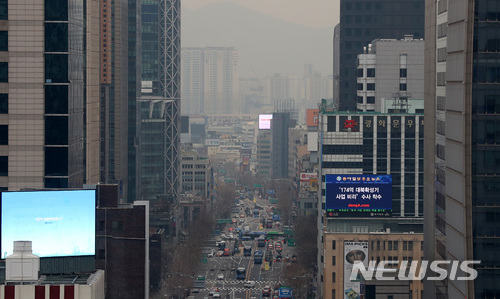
[213,181,237,219]
[283,263,310,299]
[151,211,215,298]
[294,215,318,271]
[275,179,295,225]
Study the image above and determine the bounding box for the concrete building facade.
[356,37,424,113]
[424,0,500,298]
[181,47,239,115]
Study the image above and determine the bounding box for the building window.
[377,241,380,250]
[45,54,68,83]
[45,23,68,52]
[45,0,68,21]
[409,241,413,251]
[367,96,375,104]
[45,178,68,188]
[357,68,364,77]
[403,241,408,250]
[0,156,7,176]
[400,83,407,91]
[112,221,123,230]
[45,147,68,176]
[400,68,407,78]
[332,272,335,282]
[45,85,68,114]
[394,241,398,250]
[0,125,7,145]
[332,240,336,250]
[388,241,392,250]
[367,68,375,77]
[0,93,7,113]
[367,83,375,91]
[332,256,336,266]
[0,31,7,51]
[45,116,68,145]
[0,0,7,20]
[0,62,7,82]
[357,83,364,90]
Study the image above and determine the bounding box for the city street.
[191,196,294,298]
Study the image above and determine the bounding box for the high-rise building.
[139,0,181,202]
[424,1,500,298]
[338,0,424,111]
[356,37,424,112]
[97,0,133,202]
[1,0,96,190]
[271,113,290,178]
[181,47,239,115]
[316,109,424,297]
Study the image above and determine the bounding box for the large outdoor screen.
[258,114,273,130]
[1,190,96,258]
[325,174,392,217]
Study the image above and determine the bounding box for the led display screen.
[258,114,273,130]
[325,174,392,217]
[1,190,96,258]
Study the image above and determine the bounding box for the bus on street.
[243,246,252,256]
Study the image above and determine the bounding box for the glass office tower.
[338,0,424,111]
[424,0,500,298]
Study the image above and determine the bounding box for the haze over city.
[182,0,339,77]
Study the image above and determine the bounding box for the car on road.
[262,285,272,296]
[240,213,246,218]
[208,288,220,296]
[207,250,215,258]
[217,273,224,280]
[291,255,297,262]
[223,248,231,256]
[212,293,221,298]
[244,281,256,288]
[216,250,224,257]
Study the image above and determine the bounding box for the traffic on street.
[190,194,295,299]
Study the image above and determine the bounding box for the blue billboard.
[325,175,392,217]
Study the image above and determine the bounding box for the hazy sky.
[182,0,340,29]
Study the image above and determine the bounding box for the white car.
[217,273,224,280]
[228,233,234,240]
[244,281,256,288]
[208,250,215,258]
[213,293,221,298]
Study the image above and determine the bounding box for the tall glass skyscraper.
[424,0,500,298]
[138,0,180,202]
[338,0,424,111]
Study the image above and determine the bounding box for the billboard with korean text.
[325,175,392,217]
[259,114,273,130]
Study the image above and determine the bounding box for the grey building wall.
[338,0,425,112]
[271,113,290,178]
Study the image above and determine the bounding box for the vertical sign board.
[344,241,368,299]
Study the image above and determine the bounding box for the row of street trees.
[152,212,214,298]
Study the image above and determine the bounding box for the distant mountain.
[181,2,334,78]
